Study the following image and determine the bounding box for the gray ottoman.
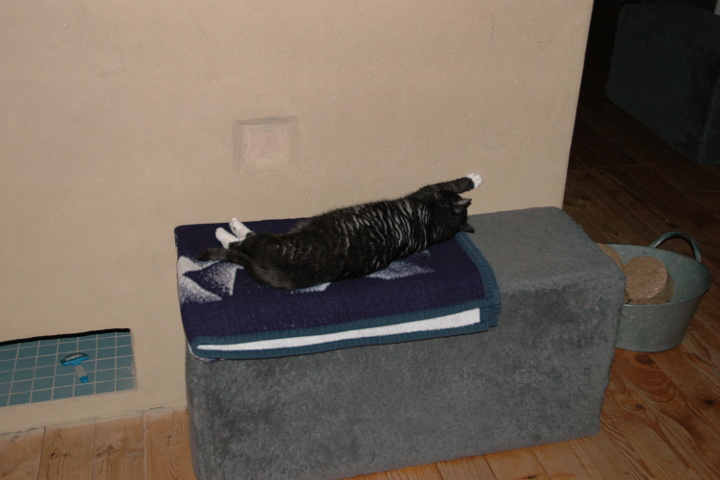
[185,207,625,480]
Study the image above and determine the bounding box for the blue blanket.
[174,218,501,359]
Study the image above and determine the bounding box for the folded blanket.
[175,218,501,359]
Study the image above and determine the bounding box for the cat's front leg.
[409,173,482,200]
[466,173,482,189]
[448,173,482,193]
[429,173,483,194]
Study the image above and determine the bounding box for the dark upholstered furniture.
[606,3,720,165]
[185,207,625,480]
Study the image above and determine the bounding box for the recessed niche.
[0,329,135,407]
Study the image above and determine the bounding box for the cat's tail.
[197,247,299,290]
[196,247,251,266]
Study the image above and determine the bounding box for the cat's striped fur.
[197,173,481,290]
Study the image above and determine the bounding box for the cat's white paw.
[466,173,483,189]
[229,218,253,241]
[215,227,239,249]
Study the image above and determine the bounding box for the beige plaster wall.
[0,0,591,433]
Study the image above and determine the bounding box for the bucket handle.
[649,231,702,263]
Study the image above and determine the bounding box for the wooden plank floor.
[0,408,195,480]
[2,5,720,479]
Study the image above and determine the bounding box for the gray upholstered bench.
[184,207,624,480]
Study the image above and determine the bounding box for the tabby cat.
[197,173,482,290]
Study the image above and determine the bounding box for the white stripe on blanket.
[197,308,480,352]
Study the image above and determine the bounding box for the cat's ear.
[452,197,472,214]
[461,222,475,233]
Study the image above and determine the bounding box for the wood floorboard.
[1,4,720,479]
[144,408,195,480]
[0,428,43,480]
[652,345,720,419]
[382,464,444,480]
[564,168,654,245]
[606,353,719,480]
[684,304,720,367]
[91,415,145,480]
[651,164,720,219]
[608,165,720,261]
[576,424,648,480]
[532,441,601,480]
[37,423,95,480]
[484,448,550,480]
[436,456,498,480]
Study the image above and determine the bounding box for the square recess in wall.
[233,117,297,169]
[0,329,135,408]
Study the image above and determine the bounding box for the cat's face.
[436,191,474,233]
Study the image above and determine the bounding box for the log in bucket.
[609,232,712,352]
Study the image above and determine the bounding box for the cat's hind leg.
[214,218,254,248]
[215,228,239,249]
[229,218,254,241]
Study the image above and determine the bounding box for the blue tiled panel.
[0,330,135,407]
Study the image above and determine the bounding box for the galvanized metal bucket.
[609,232,712,352]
